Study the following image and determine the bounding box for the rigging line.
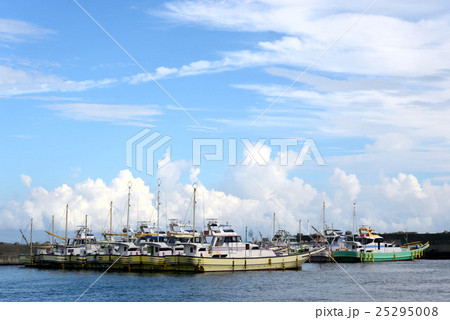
[250,177,376,302]
[182,194,194,224]
[74,247,130,302]
[158,179,200,224]
[72,0,201,128]
[251,0,380,126]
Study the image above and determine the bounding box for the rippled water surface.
[1,260,449,302]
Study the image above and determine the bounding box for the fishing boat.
[332,226,429,262]
[164,185,324,272]
[307,227,348,262]
[166,218,324,272]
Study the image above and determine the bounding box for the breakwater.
[0,242,32,265]
[381,231,450,259]
[299,231,450,259]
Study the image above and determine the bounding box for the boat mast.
[85,215,88,251]
[273,212,276,239]
[193,184,197,243]
[127,182,132,241]
[52,215,55,245]
[352,200,356,241]
[157,179,161,242]
[65,204,68,245]
[109,201,113,241]
[30,218,33,256]
[299,219,302,244]
[322,201,326,237]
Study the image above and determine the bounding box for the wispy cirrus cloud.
[0,18,55,42]
[141,1,450,79]
[43,103,162,126]
[0,65,117,97]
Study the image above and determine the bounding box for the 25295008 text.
[375,306,438,317]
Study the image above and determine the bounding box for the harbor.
[1,260,450,302]
[15,184,326,273]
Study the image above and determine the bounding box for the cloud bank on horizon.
[3,154,449,243]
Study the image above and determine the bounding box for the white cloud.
[3,157,450,242]
[150,1,450,78]
[383,173,425,201]
[20,174,32,187]
[43,103,162,126]
[0,18,55,42]
[330,168,360,202]
[1,170,156,234]
[0,65,117,97]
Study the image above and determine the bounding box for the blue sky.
[2,0,450,242]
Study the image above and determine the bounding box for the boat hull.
[164,251,317,272]
[18,249,324,273]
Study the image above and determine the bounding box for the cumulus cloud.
[330,168,361,202]
[3,156,450,243]
[2,170,156,236]
[20,174,32,187]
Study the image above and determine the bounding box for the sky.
[1,0,450,243]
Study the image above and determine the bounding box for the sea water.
[0,259,449,302]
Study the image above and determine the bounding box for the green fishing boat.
[332,226,429,262]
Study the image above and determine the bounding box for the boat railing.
[401,241,424,248]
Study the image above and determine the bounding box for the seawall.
[0,242,32,265]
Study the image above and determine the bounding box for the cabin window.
[216,237,225,246]
[190,247,194,253]
[198,248,206,252]
[204,236,213,244]
[251,246,259,250]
